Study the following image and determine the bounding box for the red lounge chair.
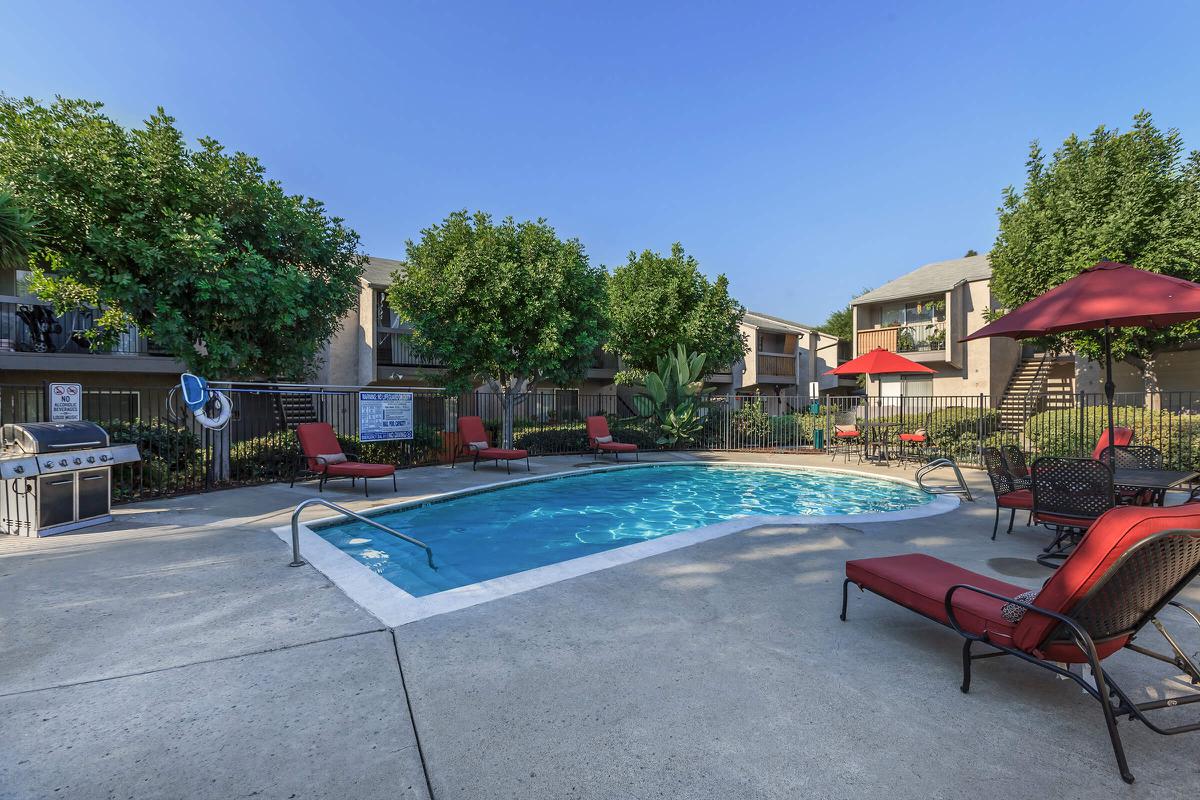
[292,422,396,497]
[453,416,530,474]
[840,503,1200,784]
[1092,425,1134,460]
[586,416,639,461]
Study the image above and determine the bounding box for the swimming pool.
[313,464,933,598]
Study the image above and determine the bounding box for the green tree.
[606,243,747,381]
[991,111,1200,392]
[0,95,365,378]
[820,286,872,341]
[0,191,37,269]
[388,210,608,447]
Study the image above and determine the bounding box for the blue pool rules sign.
[359,391,414,441]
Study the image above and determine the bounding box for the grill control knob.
[99,454,109,462]
[13,465,23,474]
[87,456,96,463]
[59,459,68,467]
[44,460,54,469]
[73,457,82,465]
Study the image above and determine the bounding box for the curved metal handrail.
[290,498,435,570]
[916,457,974,502]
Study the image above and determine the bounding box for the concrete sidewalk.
[2,453,1198,798]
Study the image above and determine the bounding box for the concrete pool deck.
[2,451,1199,798]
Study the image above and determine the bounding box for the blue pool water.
[317,465,929,597]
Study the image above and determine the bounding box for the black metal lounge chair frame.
[840,529,1200,784]
[290,452,397,497]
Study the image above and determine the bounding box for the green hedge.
[1024,406,1200,469]
[106,420,200,468]
[229,426,445,482]
[512,421,659,454]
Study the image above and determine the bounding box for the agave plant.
[632,345,715,447]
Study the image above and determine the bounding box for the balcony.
[587,347,618,379]
[376,331,445,368]
[756,353,796,379]
[857,320,947,357]
[0,298,179,372]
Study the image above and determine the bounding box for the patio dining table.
[861,422,899,464]
[1111,467,1198,490]
[1112,467,1199,502]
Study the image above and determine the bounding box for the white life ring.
[194,390,233,430]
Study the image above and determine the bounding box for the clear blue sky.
[3,1,1199,326]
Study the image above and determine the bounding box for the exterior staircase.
[996,353,1074,432]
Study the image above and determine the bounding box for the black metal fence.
[4,381,1200,504]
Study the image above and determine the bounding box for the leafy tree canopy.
[388,210,608,446]
[990,111,1200,387]
[605,243,747,380]
[0,95,365,378]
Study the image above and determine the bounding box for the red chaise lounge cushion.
[846,503,1200,663]
[296,422,395,476]
[598,441,638,452]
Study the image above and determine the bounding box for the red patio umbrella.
[964,261,1200,469]
[825,347,936,413]
[825,347,937,380]
[825,348,935,458]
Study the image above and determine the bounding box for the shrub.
[1024,406,1200,469]
[512,421,659,454]
[105,420,200,468]
[731,399,770,443]
[227,425,445,483]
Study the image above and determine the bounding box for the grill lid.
[2,421,111,454]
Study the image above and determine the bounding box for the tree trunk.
[487,376,531,449]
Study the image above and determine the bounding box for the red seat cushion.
[898,433,926,442]
[324,462,395,477]
[1033,511,1097,528]
[846,554,1125,662]
[835,430,860,438]
[847,554,1028,645]
[475,447,528,460]
[997,488,1033,510]
[598,441,638,452]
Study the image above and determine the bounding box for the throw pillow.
[1000,589,1040,623]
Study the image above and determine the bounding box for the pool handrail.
[915,457,974,502]
[289,497,436,570]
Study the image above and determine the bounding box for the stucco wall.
[1075,348,1200,396]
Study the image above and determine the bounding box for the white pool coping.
[273,461,959,627]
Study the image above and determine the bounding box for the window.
[375,290,405,332]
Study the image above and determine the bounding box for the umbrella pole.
[1103,322,1117,505]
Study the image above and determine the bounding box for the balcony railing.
[857,321,946,355]
[857,326,898,353]
[376,331,445,368]
[0,298,169,356]
[756,354,795,377]
[897,320,946,353]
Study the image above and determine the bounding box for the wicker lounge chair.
[840,502,1200,783]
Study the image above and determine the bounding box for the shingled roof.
[852,254,991,305]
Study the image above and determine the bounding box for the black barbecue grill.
[0,421,141,536]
